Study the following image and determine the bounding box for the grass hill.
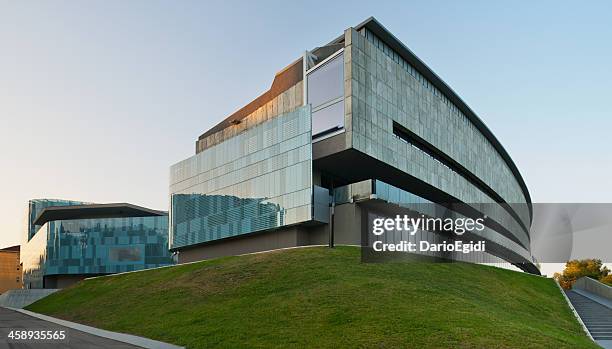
[27,246,597,348]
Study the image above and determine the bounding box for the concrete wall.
[0,289,58,309]
[574,277,612,300]
[333,203,361,245]
[177,224,328,264]
[44,275,87,289]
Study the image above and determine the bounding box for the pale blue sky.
[1,1,611,250]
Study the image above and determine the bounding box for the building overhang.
[314,148,530,248]
[33,203,167,226]
[334,17,533,216]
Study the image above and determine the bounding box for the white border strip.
[9,308,184,349]
[555,280,595,341]
[305,48,344,75]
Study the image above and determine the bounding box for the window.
[307,52,344,138]
[311,102,343,138]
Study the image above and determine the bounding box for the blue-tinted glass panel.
[169,106,313,249]
[27,199,88,241]
[312,100,344,136]
[307,53,344,109]
[21,214,173,289]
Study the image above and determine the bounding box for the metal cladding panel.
[343,26,535,269]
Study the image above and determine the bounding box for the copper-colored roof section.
[197,58,304,143]
[33,203,167,227]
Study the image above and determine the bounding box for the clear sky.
[1,1,611,261]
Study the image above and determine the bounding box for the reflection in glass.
[172,194,286,247]
[307,53,344,137]
[312,101,344,136]
[21,214,172,289]
[169,107,313,249]
[27,199,86,241]
[307,53,344,109]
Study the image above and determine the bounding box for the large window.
[307,52,344,138]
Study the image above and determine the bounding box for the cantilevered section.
[342,17,533,215]
[33,203,167,226]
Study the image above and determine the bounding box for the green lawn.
[27,246,597,348]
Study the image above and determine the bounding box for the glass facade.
[196,82,304,154]
[169,106,313,249]
[27,199,88,241]
[307,52,345,138]
[21,200,173,289]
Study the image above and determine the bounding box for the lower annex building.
[169,17,539,274]
[21,199,174,289]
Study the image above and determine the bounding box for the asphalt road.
[0,307,141,348]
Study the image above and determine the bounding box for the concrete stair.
[565,290,612,340]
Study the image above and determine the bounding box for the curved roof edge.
[342,17,532,219]
[33,203,167,227]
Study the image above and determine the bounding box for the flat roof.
[0,245,19,252]
[33,203,167,226]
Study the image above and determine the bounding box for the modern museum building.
[169,18,539,274]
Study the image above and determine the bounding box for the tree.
[600,274,612,286]
[553,259,610,289]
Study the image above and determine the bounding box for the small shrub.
[554,259,610,289]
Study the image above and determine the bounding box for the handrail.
[555,280,594,341]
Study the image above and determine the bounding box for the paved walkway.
[0,307,141,348]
